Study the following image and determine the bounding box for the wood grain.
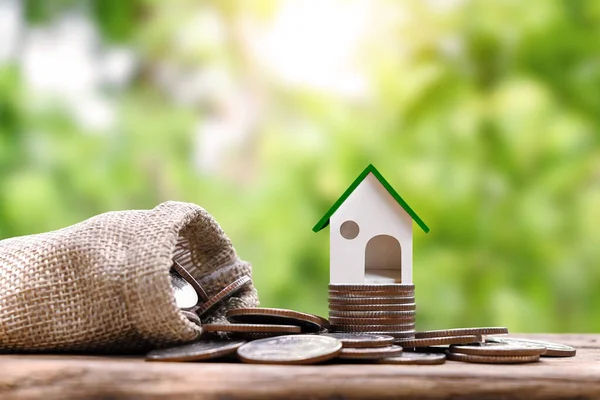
[0,334,598,400]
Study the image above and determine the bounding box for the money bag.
[0,201,258,352]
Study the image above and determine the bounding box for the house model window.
[340,221,359,240]
[313,164,429,284]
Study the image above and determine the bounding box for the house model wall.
[313,164,429,285]
[329,173,414,284]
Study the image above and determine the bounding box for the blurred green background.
[0,0,598,332]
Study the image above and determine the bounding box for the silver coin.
[237,335,343,365]
[172,260,209,302]
[329,284,415,291]
[329,310,416,318]
[339,345,403,360]
[146,340,245,362]
[328,296,415,305]
[170,270,199,309]
[450,342,546,357]
[486,336,576,357]
[379,352,446,365]
[447,352,541,364]
[321,333,395,348]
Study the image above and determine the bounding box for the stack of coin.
[328,284,416,339]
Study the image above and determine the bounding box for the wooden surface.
[0,334,598,400]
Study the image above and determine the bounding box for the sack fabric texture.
[0,201,258,353]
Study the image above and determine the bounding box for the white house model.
[313,164,429,285]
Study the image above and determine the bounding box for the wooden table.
[0,334,598,400]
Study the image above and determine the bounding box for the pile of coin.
[399,329,576,363]
[147,331,447,365]
[169,260,251,323]
[328,284,416,339]
[164,262,577,365]
[147,328,576,365]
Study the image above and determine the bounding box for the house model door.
[364,234,402,283]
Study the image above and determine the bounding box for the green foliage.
[2,0,599,332]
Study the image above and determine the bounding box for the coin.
[329,296,415,305]
[195,275,251,316]
[146,340,245,362]
[172,260,209,302]
[450,342,546,357]
[447,352,540,364]
[227,308,325,333]
[329,316,414,325]
[485,336,576,357]
[230,332,298,340]
[415,327,508,339]
[327,289,415,298]
[329,310,416,318]
[170,270,199,309]
[181,310,201,326]
[365,331,415,339]
[329,303,416,312]
[202,323,301,334]
[329,284,414,291]
[379,352,446,365]
[331,324,415,332]
[329,289,415,297]
[339,345,403,360]
[237,335,343,365]
[328,291,415,303]
[320,333,395,348]
[396,335,481,348]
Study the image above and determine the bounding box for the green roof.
[312,164,430,233]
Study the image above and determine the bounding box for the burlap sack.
[0,201,258,353]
